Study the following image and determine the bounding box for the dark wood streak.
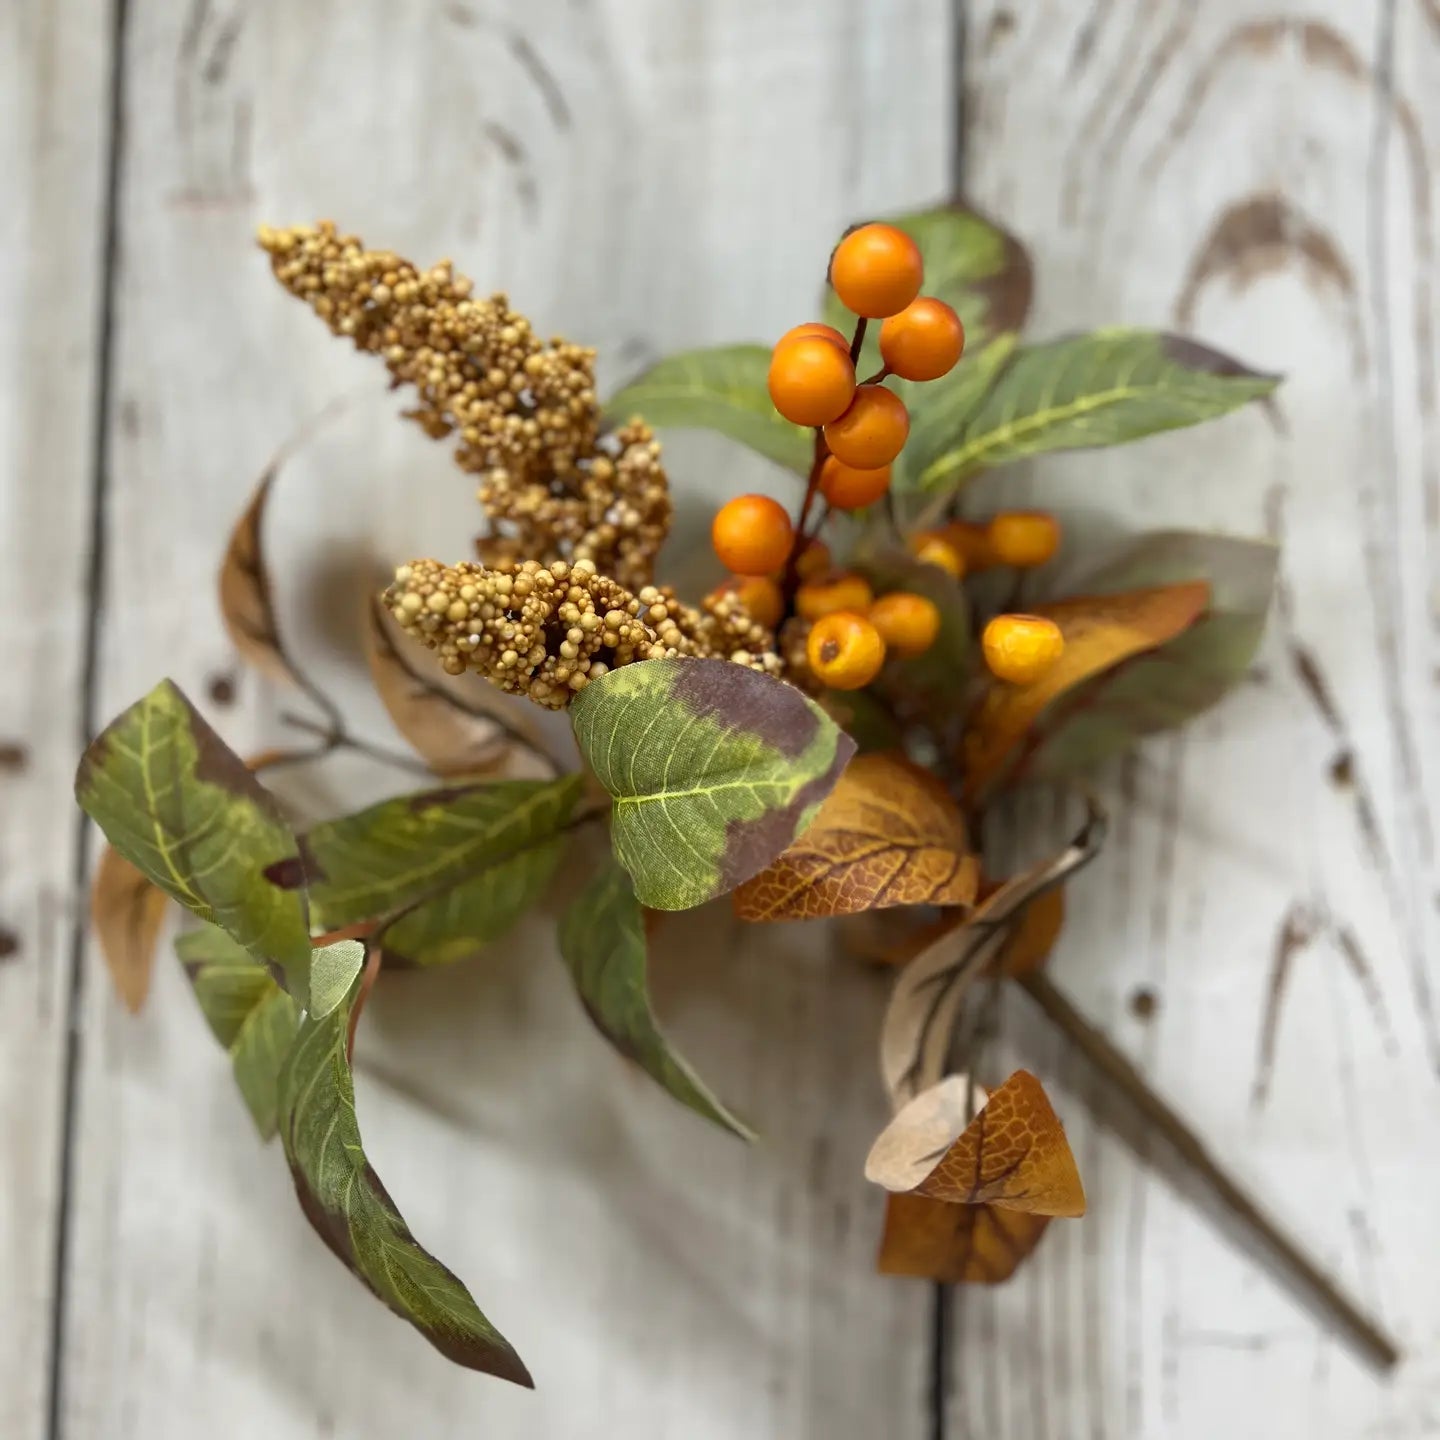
[481,121,538,221]
[1251,901,1319,1108]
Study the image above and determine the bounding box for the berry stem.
[782,431,831,603]
[861,365,891,386]
[848,316,868,364]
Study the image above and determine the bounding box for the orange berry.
[780,321,851,351]
[796,572,875,622]
[982,614,1066,685]
[807,611,887,690]
[830,223,924,319]
[713,574,784,630]
[869,592,941,658]
[818,456,892,511]
[880,297,966,381]
[987,511,1061,568]
[939,520,996,571]
[768,335,856,427]
[908,531,965,578]
[824,385,910,469]
[795,538,832,582]
[712,494,794,577]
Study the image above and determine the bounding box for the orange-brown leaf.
[996,887,1065,978]
[218,466,303,690]
[962,581,1210,796]
[732,753,979,921]
[90,845,169,1013]
[878,1192,1051,1284]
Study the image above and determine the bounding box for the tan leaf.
[90,845,169,1013]
[877,1192,1051,1284]
[867,1070,1086,1218]
[962,580,1210,796]
[732,753,979,921]
[218,465,302,690]
[365,601,552,778]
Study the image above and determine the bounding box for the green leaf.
[308,939,366,1018]
[381,839,567,967]
[296,775,584,932]
[604,344,811,474]
[278,970,532,1384]
[558,857,751,1138]
[176,923,301,1138]
[571,658,855,911]
[912,331,1280,494]
[75,679,311,997]
[1030,531,1278,777]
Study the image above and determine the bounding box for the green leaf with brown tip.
[571,658,855,911]
[559,857,751,1138]
[277,968,531,1384]
[75,679,311,996]
[175,923,301,1138]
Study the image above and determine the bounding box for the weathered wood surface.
[5,0,1438,1437]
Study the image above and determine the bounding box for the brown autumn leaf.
[365,600,553,779]
[962,580,1210,797]
[219,464,303,691]
[731,753,979,921]
[91,845,169,1013]
[878,1192,1051,1284]
[866,1070,1086,1217]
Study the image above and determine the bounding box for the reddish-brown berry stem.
[782,431,831,603]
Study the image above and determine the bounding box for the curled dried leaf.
[997,887,1065,979]
[732,753,979,921]
[878,1192,1050,1284]
[90,845,169,1013]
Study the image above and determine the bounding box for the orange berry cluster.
[798,572,942,691]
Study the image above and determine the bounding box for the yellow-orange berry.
[869,592,941,658]
[982,613,1066,685]
[908,531,965,578]
[712,574,784,630]
[796,571,875,621]
[807,611,887,690]
[824,385,910,469]
[712,494,794,577]
[987,511,1061,568]
[780,321,851,351]
[830,223,925,318]
[818,456,892,510]
[795,538,832,582]
[768,335,856,427]
[880,297,966,381]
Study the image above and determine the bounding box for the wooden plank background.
[2,1,1436,1437]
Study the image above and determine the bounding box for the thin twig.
[277,710,435,777]
[1017,968,1402,1371]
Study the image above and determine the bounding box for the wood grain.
[954,1,1440,1435]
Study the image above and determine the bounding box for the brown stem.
[781,432,830,602]
[1017,968,1402,1371]
[346,946,383,1062]
[311,920,379,948]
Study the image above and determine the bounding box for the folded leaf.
[571,658,855,911]
[559,856,750,1137]
[176,923,301,1138]
[296,775,583,931]
[278,968,531,1384]
[912,331,1279,494]
[962,581,1210,797]
[91,845,169,1013]
[878,1192,1050,1284]
[308,939,367,1019]
[1029,532,1278,777]
[75,680,312,997]
[733,753,978,921]
[604,345,811,474]
[866,1070,1085,1217]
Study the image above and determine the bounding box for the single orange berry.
[795,538,832,582]
[830,223,925,318]
[780,321,851,351]
[880,297,966,381]
[982,613,1066,685]
[796,571,875,622]
[824,385,910,469]
[712,574,784,630]
[869,592,942,658]
[807,611,887,690]
[767,335,857,427]
[908,531,965,578]
[712,494,795,577]
[987,511,1062,568]
[818,455,892,510]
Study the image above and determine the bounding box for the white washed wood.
[0,6,111,1439]
[952,2,1440,1437]
[58,3,951,1437]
